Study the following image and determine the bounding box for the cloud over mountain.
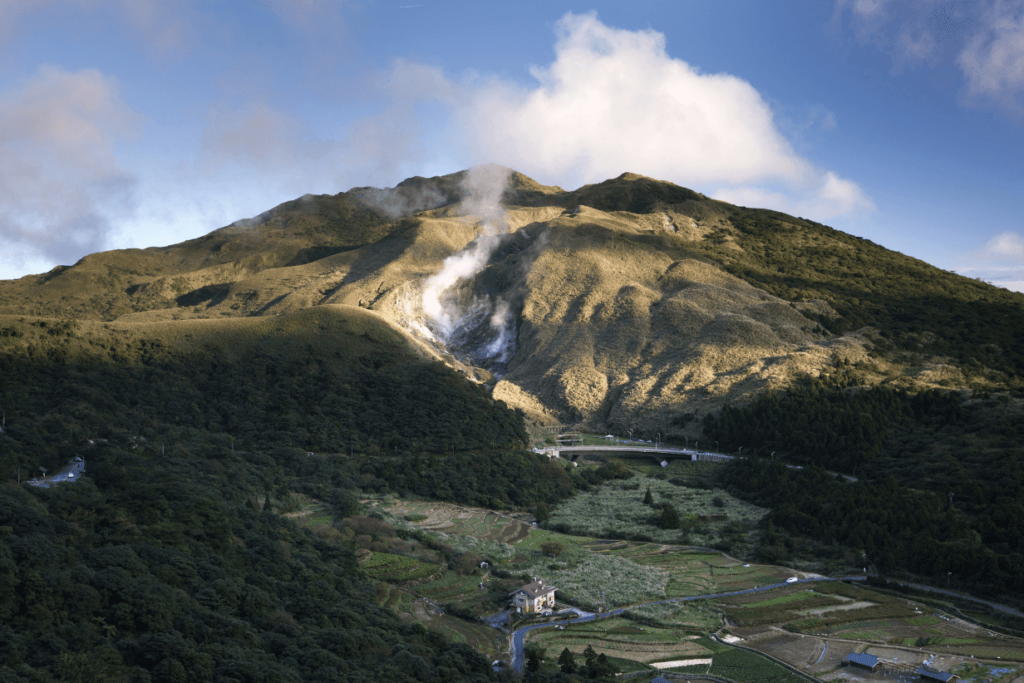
[0,65,140,270]
[386,12,873,222]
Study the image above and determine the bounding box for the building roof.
[845,652,880,668]
[509,579,556,599]
[918,666,955,682]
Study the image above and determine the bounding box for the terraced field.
[415,572,491,606]
[707,644,808,683]
[386,500,533,544]
[530,617,714,664]
[360,552,440,583]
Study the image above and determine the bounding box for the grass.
[361,552,438,582]
[530,616,714,664]
[623,601,722,630]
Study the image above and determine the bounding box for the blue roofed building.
[844,652,880,672]
[918,666,957,683]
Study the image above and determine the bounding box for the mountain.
[2,166,1023,438]
[4,167,1024,679]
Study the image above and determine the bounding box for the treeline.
[0,441,499,682]
[718,459,1024,604]
[0,317,527,480]
[701,365,971,474]
[703,368,1024,602]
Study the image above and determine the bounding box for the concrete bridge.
[533,444,734,462]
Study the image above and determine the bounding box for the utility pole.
[657,433,661,448]
[714,441,718,453]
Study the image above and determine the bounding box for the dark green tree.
[535,502,550,524]
[642,487,653,505]
[660,504,681,529]
[558,647,577,674]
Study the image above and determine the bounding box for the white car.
[786,577,798,583]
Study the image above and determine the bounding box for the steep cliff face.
[3,166,1021,436]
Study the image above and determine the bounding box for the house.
[509,578,556,614]
[917,666,957,683]
[844,652,880,672]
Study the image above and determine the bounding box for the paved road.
[26,456,85,488]
[507,576,866,672]
[889,581,1024,619]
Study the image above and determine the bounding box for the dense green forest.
[0,310,583,681]
[705,364,1024,604]
[0,308,527,473]
[718,458,1024,605]
[0,446,500,682]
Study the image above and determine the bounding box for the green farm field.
[545,473,767,549]
[529,616,715,664]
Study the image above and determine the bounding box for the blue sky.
[1,0,1023,292]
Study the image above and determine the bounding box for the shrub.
[540,542,565,557]
[345,516,395,539]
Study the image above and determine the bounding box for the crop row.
[708,648,806,683]
[734,590,822,609]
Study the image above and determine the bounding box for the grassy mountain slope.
[1,168,1022,436]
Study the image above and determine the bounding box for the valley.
[1,166,1022,681]
[341,456,1024,680]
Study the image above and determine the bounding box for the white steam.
[421,164,511,341]
[422,233,502,337]
[484,298,514,361]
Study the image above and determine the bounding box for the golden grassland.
[3,168,1021,437]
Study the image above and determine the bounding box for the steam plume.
[421,164,511,340]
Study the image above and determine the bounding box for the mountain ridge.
[2,166,1022,436]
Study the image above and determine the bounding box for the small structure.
[509,578,556,614]
[917,666,957,683]
[844,652,880,672]
[28,456,85,488]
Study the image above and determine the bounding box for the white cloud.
[833,0,1024,110]
[954,230,1024,292]
[958,2,1024,106]
[0,65,141,271]
[421,12,870,222]
[713,172,875,220]
[985,230,1024,257]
